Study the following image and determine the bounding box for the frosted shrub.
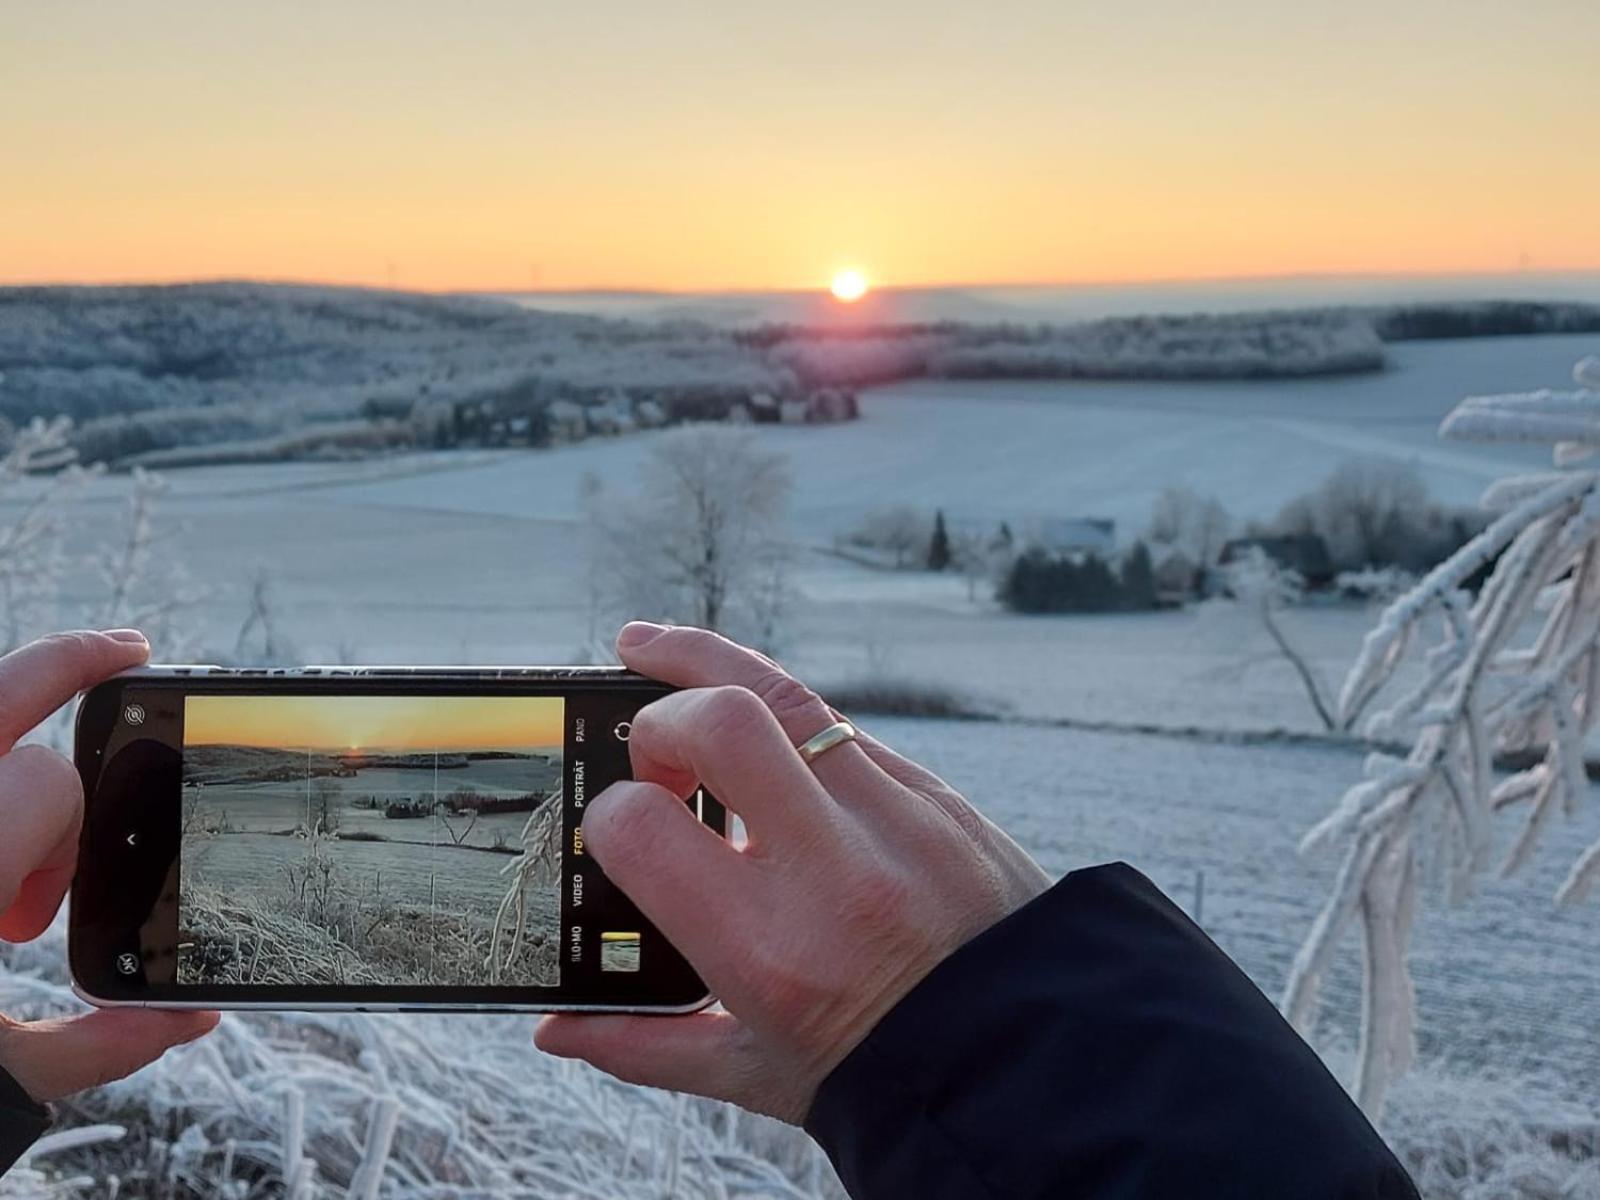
[1286,357,1600,1117]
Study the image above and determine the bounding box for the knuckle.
[39,629,97,662]
[937,793,990,849]
[695,685,772,744]
[747,669,826,730]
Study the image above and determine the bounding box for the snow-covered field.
[43,331,1600,730]
[8,330,1600,1195]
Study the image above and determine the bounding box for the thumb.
[0,1008,219,1103]
[536,1011,803,1120]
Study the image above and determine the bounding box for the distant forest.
[3,283,1596,470]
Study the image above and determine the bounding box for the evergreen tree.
[928,509,952,571]
[1120,540,1157,610]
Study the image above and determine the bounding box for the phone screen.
[70,671,721,1011]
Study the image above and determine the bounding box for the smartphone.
[69,665,723,1014]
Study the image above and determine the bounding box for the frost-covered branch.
[1286,356,1600,1118]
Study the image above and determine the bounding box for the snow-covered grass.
[6,720,1597,1197]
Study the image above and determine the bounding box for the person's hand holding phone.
[536,622,1050,1124]
[0,632,217,1105]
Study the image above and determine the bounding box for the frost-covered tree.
[1285,355,1600,1118]
[1147,485,1231,566]
[0,418,96,652]
[1225,546,1338,730]
[98,466,201,656]
[592,425,793,648]
[847,505,931,569]
[1272,458,1484,573]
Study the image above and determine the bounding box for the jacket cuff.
[803,865,1083,1186]
[803,861,1415,1200]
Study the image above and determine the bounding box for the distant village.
[855,505,1394,615]
[368,384,861,452]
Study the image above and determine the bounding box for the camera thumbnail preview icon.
[600,931,641,973]
[176,693,565,988]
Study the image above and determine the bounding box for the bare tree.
[98,466,200,655]
[847,506,930,569]
[592,425,793,648]
[1273,458,1455,571]
[309,777,341,836]
[235,570,290,663]
[1147,486,1231,567]
[1225,548,1339,731]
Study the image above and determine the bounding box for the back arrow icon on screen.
[125,833,138,848]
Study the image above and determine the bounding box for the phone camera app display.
[177,694,566,989]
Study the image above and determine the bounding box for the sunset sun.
[830,269,869,303]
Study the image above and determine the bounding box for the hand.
[0,631,218,1105]
[536,623,1050,1124]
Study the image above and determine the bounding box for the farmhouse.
[1026,516,1116,560]
[545,399,587,444]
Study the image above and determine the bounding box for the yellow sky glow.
[185,694,564,752]
[3,3,1597,291]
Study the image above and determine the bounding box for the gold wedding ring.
[797,719,858,765]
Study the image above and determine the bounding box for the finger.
[0,1008,218,1103]
[618,623,886,798]
[845,721,1050,892]
[583,780,752,976]
[536,1011,777,1113]
[0,630,150,753]
[846,720,957,797]
[0,744,85,942]
[624,685,835,844]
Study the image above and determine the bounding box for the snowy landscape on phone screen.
[177,693,565,989]
[0,279,1598,1197]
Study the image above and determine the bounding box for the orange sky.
[3,3,1597,292]
[185,694,564,752]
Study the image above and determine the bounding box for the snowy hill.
[3,282,1598,469]
[0,283,790,465]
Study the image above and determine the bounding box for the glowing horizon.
[184,694,565,753]
[3,3,1597,292]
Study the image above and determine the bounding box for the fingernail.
[617,621,667,649]
[100,629,149,645]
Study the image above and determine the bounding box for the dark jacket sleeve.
[0,1067,49,1177]
[805,862,1417,1200]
